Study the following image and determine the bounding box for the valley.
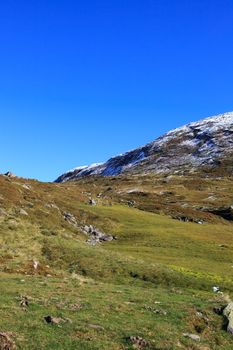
[0,172,233,349]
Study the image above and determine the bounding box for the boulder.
[82,225,116,245]
[182,333,201,342]
[223,302,233,334]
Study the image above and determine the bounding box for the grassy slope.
[0,174,233,349]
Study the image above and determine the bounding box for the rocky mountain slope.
[56,112,233,182]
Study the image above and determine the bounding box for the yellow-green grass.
[1,273,233,350]
[1,174,233,349]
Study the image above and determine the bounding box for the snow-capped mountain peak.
[55,112,233,182]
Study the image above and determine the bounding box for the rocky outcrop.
[82,225,117,245]
[207,206,233,221]
[63,212,79,228]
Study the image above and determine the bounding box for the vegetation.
[0,173,233,349]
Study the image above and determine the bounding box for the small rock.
[212,286,220,293]
[63,212,78,227]
[22,184,31,190]
[182,333,200,342]
[33,260,39,270]
[44,315,72,325]
[69,303,82,311]
[19,209,28,216]
[19,296,29,309]
[127,200,135,207]
[88,324,104,331]
[89,199,97,206]
[45,203,59,210]
[128,336,150,349]
[144,305,167,315]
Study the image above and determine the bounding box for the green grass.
[1,174,233,349]
[1,273,233,350]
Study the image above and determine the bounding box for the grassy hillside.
[0,174,233,349]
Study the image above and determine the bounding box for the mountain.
[2,113,233,349]
[55,112,233,182]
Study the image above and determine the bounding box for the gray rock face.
[55,112,233,182]
[223,302,233,334]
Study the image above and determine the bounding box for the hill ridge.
[55,111,233,182]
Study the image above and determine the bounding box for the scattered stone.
[88,198,97,206]
[196,310,209,323]
[127,200,135,207]
[19,209,28,216]
[19,296,29,309]
[219,244,228,249]
[144,305,167,315]
[128,336,150,349]
[22,184,31,190]
[44,315,72,325]
[45,203,60,210]
[212,286,220,293]
[82,225,117,245]
[0,332,16,350]
[172,215,204,224]
[63,212,78,227]
[33,261,39,270]
[88,324,104,331]
[182,333,201,342]
[68,303,82,311]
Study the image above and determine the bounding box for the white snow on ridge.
[65,165,88,174]
[57,111,233,181]
[65,163,103,175]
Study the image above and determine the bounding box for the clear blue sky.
[0,0,233,181]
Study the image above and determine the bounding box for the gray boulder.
[223,302,233,334]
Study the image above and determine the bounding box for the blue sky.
[0,0,233,181]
